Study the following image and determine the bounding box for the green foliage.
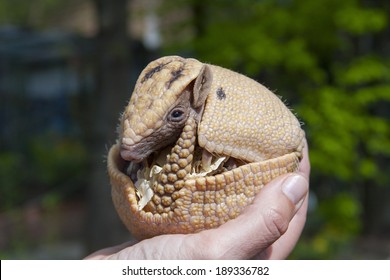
[300,54,390,181]
[338,56,390,86]
[291,193,362,259]
[319,193,362,236]
[0,0,67,28]
[0,152,25,210]
[0,135,88,211]
[28,134,87,187]
[335,5,388,34]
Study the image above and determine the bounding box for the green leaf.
[338,57,390,86]
[336,7,388,34]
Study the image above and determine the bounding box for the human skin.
[86,141,310,260]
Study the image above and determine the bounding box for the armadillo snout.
[120,142,150,163]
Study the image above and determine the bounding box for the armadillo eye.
[169,108,185,122]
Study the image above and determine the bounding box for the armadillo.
[107,55,305,240]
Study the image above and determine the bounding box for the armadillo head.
[120,56,212,162]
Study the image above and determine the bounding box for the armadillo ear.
[192,65,212,108]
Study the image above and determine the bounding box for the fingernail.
[282,174,308,205]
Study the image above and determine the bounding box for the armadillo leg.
[144,116,197,215]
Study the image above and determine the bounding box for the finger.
[84,240,137,259]
[253,192,309,259]
[299,139,310,177]
[256,140,310,259]
[191,172,309,259]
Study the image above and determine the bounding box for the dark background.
[1,0,389,259]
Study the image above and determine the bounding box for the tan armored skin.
[108,56,305,240]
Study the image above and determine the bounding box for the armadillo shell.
[108,142,300,240]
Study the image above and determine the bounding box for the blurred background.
[0,0,389,259]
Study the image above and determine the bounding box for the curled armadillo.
[107,56,305,240]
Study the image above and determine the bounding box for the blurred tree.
[162,0,390,258]
[85,0,132,251]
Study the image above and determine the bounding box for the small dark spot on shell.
[216,87,226,100]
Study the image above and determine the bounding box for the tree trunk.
[85,0,132,253]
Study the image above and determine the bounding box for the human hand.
[85,142,310,260]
